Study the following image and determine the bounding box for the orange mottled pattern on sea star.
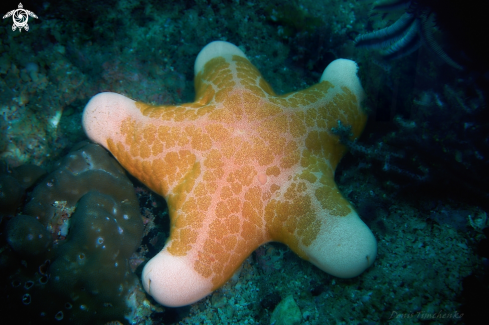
[104,54,366,289]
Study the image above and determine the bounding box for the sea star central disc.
[82,41,377,307]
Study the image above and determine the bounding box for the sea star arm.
[83,41,377,307]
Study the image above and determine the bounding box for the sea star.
[82,41,377,307]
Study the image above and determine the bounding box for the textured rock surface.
[270,295,302,325]
[6,214,51,257]
[0,164,45,217]
[2,142,144,324]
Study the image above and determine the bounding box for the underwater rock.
[49,191,142,307]
[6,214,51,257]
[270,295,302,325]
[24,142,139,227]
[11,164,46,189]
[0,175,23,216]
[0,164,45,217]
[4,142,144,324]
